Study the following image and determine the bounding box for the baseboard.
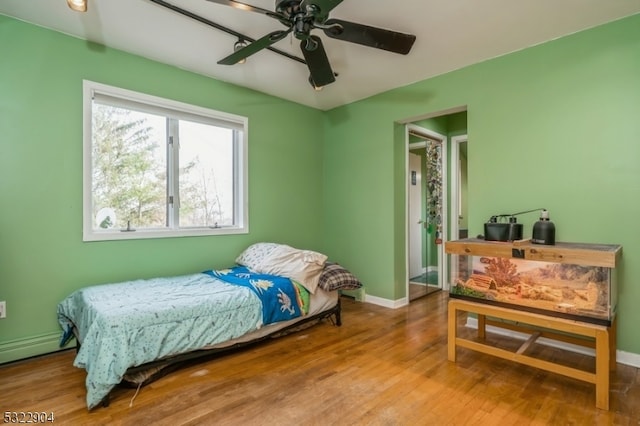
[617,350,640,368]
[0,332,65,364]
[365,294,408,309]
[466,317,640,369]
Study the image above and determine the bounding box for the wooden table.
[447,298,617,410]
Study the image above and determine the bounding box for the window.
[83,81,248,241]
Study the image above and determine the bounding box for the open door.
[406,124,447,301]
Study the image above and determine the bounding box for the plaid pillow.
[318,263,363,292]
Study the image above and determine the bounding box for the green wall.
[0,16,325,362]
[323,14,640,353]
[2,12,640,361]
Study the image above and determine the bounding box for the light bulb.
[234,40,248,64]
[67,0,87,12]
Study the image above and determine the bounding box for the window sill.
[83,226,249,242]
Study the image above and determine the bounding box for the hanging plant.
[426,141,442,239]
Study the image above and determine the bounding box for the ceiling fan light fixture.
[67,0,87,12]
[234,40,248,64]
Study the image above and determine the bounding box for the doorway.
[450,135,468,240]
[406,124,447,301]
[450,135,469,285]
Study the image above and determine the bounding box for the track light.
[234,40,248,64]
[308,75,323,91]
[67,0,87,12]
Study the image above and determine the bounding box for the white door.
[409,152,423,279]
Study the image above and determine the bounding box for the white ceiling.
[2,0,640,110]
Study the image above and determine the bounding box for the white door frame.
[450,135,468,287]
[405,124,448,297]
[450,134,468,243]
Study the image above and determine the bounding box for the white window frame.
[82,80,249,241]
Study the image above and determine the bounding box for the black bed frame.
[85,299,342,408]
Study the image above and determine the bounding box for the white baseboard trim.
[617,350,640,369]
[466,317,640,369]
[364,294,408,309]
[0,332,65,364]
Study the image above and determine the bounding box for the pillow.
[235,242,281,271]
[318,262,363,292]
[255,244,328,294]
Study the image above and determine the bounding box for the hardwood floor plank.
[1,292,639,424]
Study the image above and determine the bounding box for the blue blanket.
[204,266,306,325]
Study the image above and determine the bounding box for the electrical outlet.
[0,301,5,319]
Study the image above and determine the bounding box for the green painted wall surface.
[0,16,325,361]
[321,109,398,300]
[323,14,640,353]
[2,12,640,361]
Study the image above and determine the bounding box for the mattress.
[205,285,338,350]
[57,272,338,409]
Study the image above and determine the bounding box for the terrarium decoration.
[450,256,611,323]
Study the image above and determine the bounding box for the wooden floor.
[409,282,440,301]
[2,292,640,425]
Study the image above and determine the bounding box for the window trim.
[82,80,249,242]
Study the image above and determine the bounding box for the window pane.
[178,120,234,228]
[84,80,248,241]
[92,104,167,230]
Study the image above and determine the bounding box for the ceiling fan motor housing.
[276,0,317,40]
[276,0,304,18]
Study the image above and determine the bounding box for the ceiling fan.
[207,0,417,88]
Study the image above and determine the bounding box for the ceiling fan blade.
[300,0,343,21]
[218,29,292,65]
[205,0,285,20]
[323,19,416,55]
[300,35,335,87]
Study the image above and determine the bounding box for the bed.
[57,243,362,410]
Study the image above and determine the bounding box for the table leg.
[595,328,610,410]
[448,302,457,362]
[609,317,617,372]
[478,314,486,339]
